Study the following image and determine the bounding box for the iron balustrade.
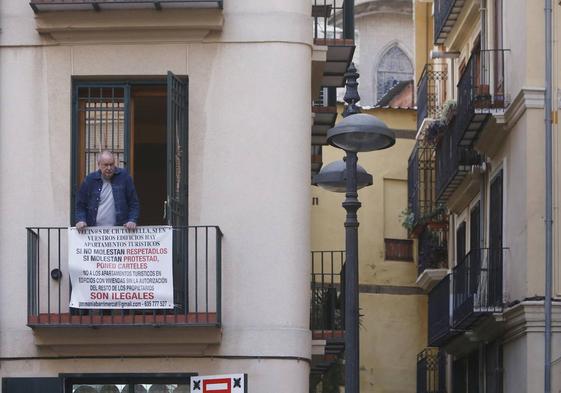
[313,0,354,43]
[428,274,451,347]
[408,144,420,225]
[418,226,448,276]
[435,117,482,201]
[417,348,447,393]
[408,142,437,234]
[27,226,222,327]
[417,64,448,132]
[456,49,509,147]
[310,250,345,339]
[452,248,504,329]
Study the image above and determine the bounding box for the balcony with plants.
[416,63,448,133]
[310,250,346,386]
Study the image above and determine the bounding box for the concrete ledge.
[416,269,449,292]
[503,300,561,343]
[33,326,222,356]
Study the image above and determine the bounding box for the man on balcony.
[75,150,139,230]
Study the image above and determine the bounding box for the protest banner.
[68,226,174,309]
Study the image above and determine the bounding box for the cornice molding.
[496,87,546,130]
[502,300,561,343]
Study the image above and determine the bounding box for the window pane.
[77,86,126,180]
[72,385,127,393]
[135,385,188,393]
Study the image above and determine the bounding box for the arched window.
[376,46,413,102]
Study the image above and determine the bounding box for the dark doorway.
[132,85,167,225]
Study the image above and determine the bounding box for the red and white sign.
[190,374,247,393]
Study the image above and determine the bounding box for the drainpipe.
[480,0,487,50]
[544,0,553,392]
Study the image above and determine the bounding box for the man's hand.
[124,221,137,230]
[76,221,87,231]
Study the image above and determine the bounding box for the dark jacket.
[75,167,140,226]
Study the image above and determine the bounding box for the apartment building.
[411,0,561,392]
[0,1,358,392]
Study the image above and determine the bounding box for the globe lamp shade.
[312,160,373,193]
[327,113,396,152]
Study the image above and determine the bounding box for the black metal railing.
[313,0,354,43]
[311,251,345,339]
[418,226,448,275]
[456,50,509,147]
[408,142,437,232]
[452,248,504,328]
[417,347,447,393]
[417,64,448,131]
[27,226,222,327]
[434,0,462,45]
[408,144,421,222]
[434,119,458,202]
[435,117,483,201]
[428,274,451,346]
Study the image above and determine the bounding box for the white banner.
[68,226,174,309]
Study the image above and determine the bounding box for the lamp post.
[320,64,395,393]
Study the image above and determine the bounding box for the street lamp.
[320,63,395,393]
[312,159,373,193]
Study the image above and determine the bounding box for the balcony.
[311,250,345,339]
[407,142,439,237]
[433,0,465,45]
[452,248,504,329]
[30,0,223,13]
[418,226,448,276]
[310,250,345,376]
[417,64,448,132]
[428,274,454,347]
[312,87,338,147]
[27,226,222,328]
[416,347,447,393]
[312,0,355,88]
[456,50,509,148]
[435,118,483,202]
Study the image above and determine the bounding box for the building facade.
[0,1,352,392]
[411,0,561,392]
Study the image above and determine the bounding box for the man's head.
[97,150,116,180]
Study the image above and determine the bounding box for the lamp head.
[312,159,373,193]
[326,113,396,152]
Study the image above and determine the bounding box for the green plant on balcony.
[310,360,344,393]
[440,99,457,125]
[400,207,417,231]
[426,119,445,144]
[421,203,447,224]
[402,204,447,233]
